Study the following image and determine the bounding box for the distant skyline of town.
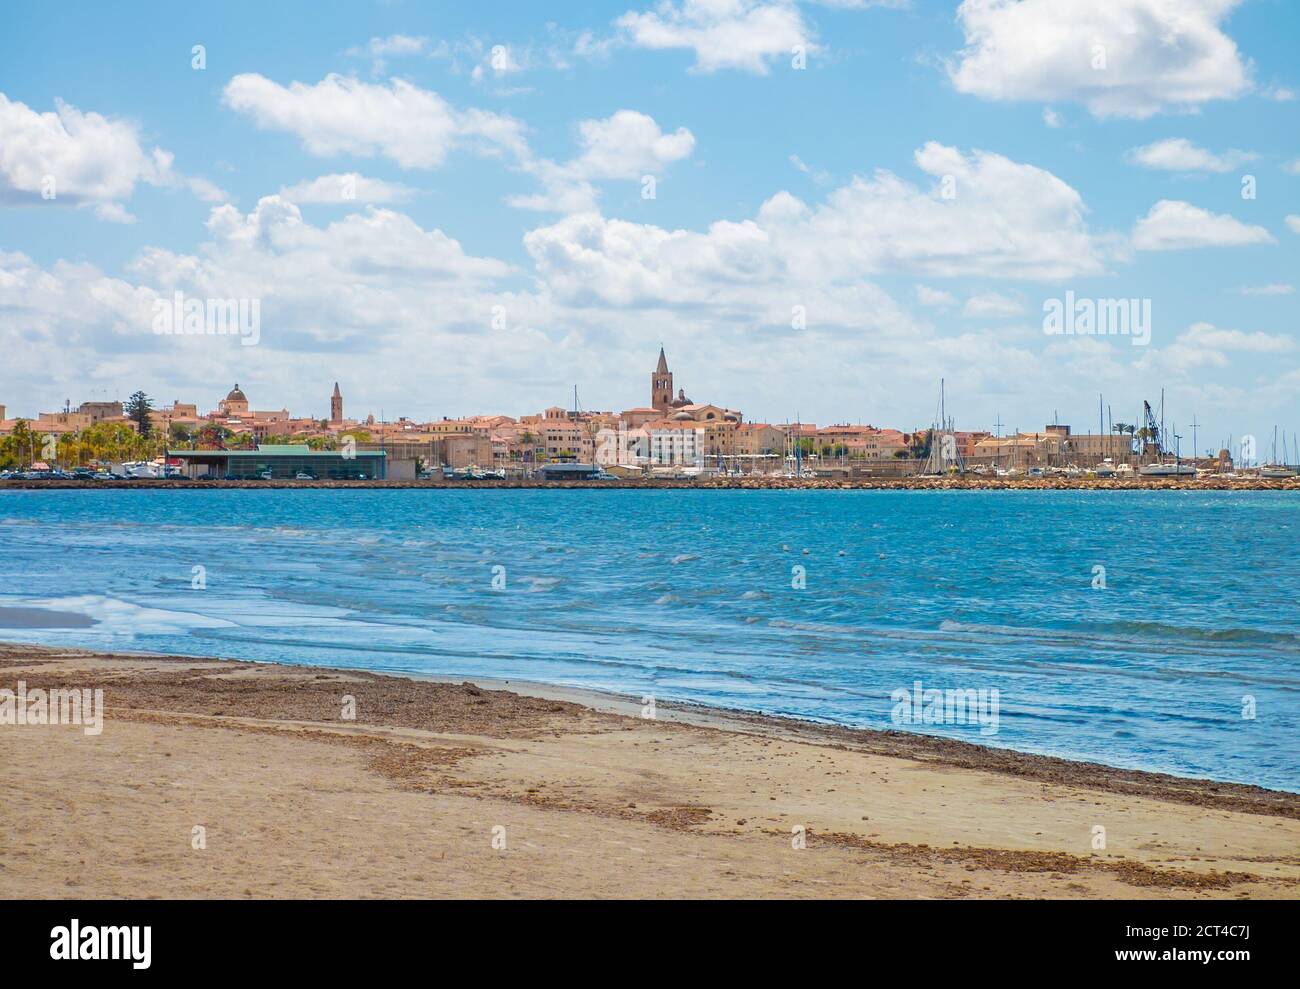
[6,346,1270,474]
[2,1,1298,450]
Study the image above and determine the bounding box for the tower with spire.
[651,347,673,413]
[330,382,343,425]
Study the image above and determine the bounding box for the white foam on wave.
[1,592,409,640]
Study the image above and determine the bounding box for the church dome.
[671,410,694,421]
[225,384,247,403]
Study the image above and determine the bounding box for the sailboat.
[919,379,963,476]
[1259,427,1296,478]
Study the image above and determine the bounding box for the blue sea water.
[0,488,1296,791]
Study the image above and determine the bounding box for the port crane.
[1140,401,1163,461]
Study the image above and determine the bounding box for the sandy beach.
[1,643,1296,899]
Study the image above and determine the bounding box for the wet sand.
[0,607,97,629]
[1,643,1296,899]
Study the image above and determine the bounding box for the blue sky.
[1,0,1297,455]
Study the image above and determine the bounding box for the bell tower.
[330,382,343,425]
[651,348,673,413]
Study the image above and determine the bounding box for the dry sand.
[1,643,1296,899]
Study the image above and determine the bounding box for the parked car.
[294,472,315,480]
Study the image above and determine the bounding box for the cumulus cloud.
[1,197,523,394]
[510,110,695,211]
[1128,138,1257,173]
[948,0,1252,119]
[524,142,1106,316]
[0,249,164,368]
[614,0,814,74]
[1287,215,1300,235]
[0,92,221,216]
[1138,321,1294,374]
[222,74,529,168]
[773,141,1106,281]
[1133,200,1274,251]
[0,203,562,418]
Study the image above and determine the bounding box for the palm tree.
[11,419,32,468]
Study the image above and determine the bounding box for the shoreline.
[3,640,1291,801]
[3,643,1297,898]
[391,670,1300,808]
[2,476,1299,492]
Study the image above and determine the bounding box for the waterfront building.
[169,443,387,480]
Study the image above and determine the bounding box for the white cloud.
[1133,200,1274,251]
[424,34,579,81]
[222,74,529,169]
[614,0,814,74]
[1128,138,1256,173]
[948,0,1252,119]
[345,34,429,75]
[524,142,1106,316]
[126,197,517,355]
[0,249,166,362]
[1287,215,1300,235]
[471,44,524,81]
[1282,158,1300,176]
[510,110,695,211]
[963,292,1024,318]
[1140,321,1294,374]
[184,176,230,203]
[571,110,695,179]
[915,284,957,308]
[0,204,561,418]
[0,92,220,216]
[278,173,416,205]
[1041,107,1063,128]
[93,202,137,224]
[789,154,831,185]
